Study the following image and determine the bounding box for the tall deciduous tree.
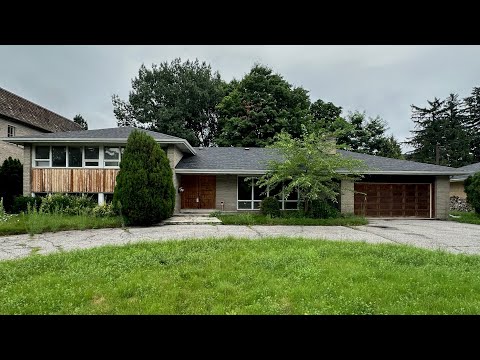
[112,58,226,147]
[113,130,175,225]
[73,114,88,130]
[336,111,403,159]
[215,65,311,147]
[255,126,366,213]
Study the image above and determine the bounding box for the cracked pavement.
[1,219,479,261]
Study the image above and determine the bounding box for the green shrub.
[306,200,339,219]
[113,130,175,225]
[465,173,480,214]
[260,197,280,217]
[92,203,116,217]
[39,194,96,215]
[12,196,40,214]
[0,157,22,212]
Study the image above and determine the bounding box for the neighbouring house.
[0,86,81,163]
[3,127,468,219]
[450,162,480,199]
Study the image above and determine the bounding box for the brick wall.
[0,117,44,163]
[23,145,31,196]
[216,175,237,211]
[340,179,354,214]
[435,176,450,220]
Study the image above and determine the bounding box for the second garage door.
[354,183,432,218]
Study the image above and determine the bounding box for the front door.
[181,175,216,209]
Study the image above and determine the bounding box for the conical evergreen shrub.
[113,130,175,225]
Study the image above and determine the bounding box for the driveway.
[1,219,480,261]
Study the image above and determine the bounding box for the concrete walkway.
[1,219,480,261]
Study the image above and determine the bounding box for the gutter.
[175,169,468,176]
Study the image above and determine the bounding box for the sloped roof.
[0,87,81,132]
[5,126,196,154]
[451,162,480,181]
[176,147,467,175]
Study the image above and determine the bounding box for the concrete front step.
[176,212,212,217]
[163,216,222,225]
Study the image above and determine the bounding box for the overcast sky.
[1,45,479,150]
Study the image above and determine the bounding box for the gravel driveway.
[1,219,479,261]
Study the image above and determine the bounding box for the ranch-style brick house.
[4,127,468,220]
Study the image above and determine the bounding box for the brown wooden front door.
[181,175,216,209]
[354,183,432,218]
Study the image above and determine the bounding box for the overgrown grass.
[0,213,123,236]
[215,213,367,226]
[450,211,480,225]
[1,238,480,314]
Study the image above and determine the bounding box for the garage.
[354,183,433,218]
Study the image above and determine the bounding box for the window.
[35,146,50,167]
[7,125,15,137]
[104,146,120,167]
[84,147,99,167]
[68,147,82,167]
[237,176,300,210]
[237,176,267,210]
[52,146,66,167]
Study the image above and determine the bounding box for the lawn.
[1,237,480,314]
[449,211,480,225]
[0,213,124,236]
[216,213,367,226]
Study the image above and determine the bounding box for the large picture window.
[33,146,122,168]
[237,176,299,210]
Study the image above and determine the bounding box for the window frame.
[236,176,300,211]
[7,125,15,137]
[33,145,52,167]
[103,146,122,168]
[83,146,101,168]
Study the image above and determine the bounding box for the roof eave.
[176,169,468,176]
[1,137,197,155]
[175,169,267,175]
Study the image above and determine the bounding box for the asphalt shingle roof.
[452,162,480,181]
[0,87,81,132]
[176,147,466,175]
[8,126,185,141]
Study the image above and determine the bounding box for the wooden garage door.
[354,183,432,218]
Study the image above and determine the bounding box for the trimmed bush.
[12,196,40,214]
[0,157,22,212]
[465,173,480,214]
[306,200,340,219]
[113,130,175,225]
[260,197,280,217]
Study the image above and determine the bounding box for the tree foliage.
[215,64,311,147]
[73,114,88,130]
[464,87,480,162]
[255,126,366,213]
[406,94,473,167]
[112,58,226,147]
[113,130,175,225]
[464,172,480,214]
[0,157,23,212]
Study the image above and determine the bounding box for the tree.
[338,111,403,159]
[73,114,88,130]
[113,130,175,225]
[215,64,311,147]
[255,126,366,213]
[112,58,226,147]
[464,172,480,214]
[0,157,23,212]
[464,87,480,162]
[406,95,472,167]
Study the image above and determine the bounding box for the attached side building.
[0,86,81,163]
[4,127,468,219]
[450,162,480,198]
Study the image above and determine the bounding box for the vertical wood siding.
[31,169,119,193]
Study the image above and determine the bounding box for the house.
[0,87,81,163]
[4,127,468,220]
[450,162,480,198]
